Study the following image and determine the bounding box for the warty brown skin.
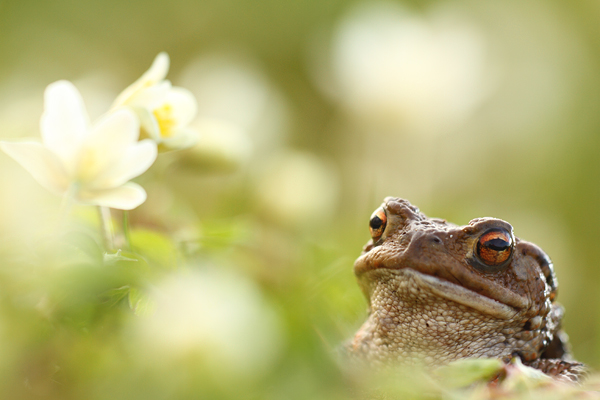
[347,197,584,382]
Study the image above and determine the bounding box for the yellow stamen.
[153,104,177,138]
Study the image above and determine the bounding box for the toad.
[347,197,584,382]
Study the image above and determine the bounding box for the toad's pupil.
[484,238,510,251]
[370,216,383,230]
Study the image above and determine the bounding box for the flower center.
[153,104,177,138]
[75,147,101,183]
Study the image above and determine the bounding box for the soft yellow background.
[1,0,600,397]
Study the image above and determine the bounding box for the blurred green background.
[1,0,600,398]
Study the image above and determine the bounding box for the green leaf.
[128,287,155,317]
[502,357,552,392]
[62,231,104,262]
[129,229,178,268]
[103,249,139,264]
[435,358,504,388]
[101,285,131,307]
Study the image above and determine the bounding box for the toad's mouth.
[364,268,528,320]
[408,269,523,319]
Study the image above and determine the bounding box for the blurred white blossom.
[179,53,289,155]
[112,52,198,151]
[178,118,253,170]
[326,2,488,135]
[133,268,283,379]
[256,151,339,229]
[0,80,157,210]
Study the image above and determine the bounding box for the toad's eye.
[369,207,387,242]
[476,229,513,268]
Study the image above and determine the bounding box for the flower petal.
[0,141,69,194]
[40,81,91,171]
[87,108,140,152]
[164,87,198,128]
[142,52,170,83]
[75,109,140,183]
[159,128,199,151]
[78,182,147,210]
[112,52,170,108]
[91,139,157,189]
[132,107,162,141]
[126,81,172,110]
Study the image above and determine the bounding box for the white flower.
[256,151,338,229]
[329,2,487,134]
[0,80,157,210]
[112,52,198,150]
[178,53,290,154]
[132,268,283,379]
[177,118,253,171]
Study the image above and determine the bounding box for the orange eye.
[369,207,387,242]
[476,229,513,267]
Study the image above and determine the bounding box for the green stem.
[122,210,133,251]
[98,206,114,251]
